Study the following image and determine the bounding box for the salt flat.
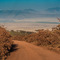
[0,23,58,32]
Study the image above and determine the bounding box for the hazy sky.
[0,0,60,11]
[0,0,60,23]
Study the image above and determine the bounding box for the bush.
[23,30,60,46]
[0,27,13,60]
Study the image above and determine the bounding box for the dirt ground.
[7,40,60,60]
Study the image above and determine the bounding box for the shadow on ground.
[10,44,19,52]
[5,44,19,60]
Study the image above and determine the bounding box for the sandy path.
[7,40,60,60]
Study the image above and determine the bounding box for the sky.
[0,0,60,23]
[0,0,60,11]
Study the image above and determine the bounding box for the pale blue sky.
[0,0,60,11]
[0,0,60,23]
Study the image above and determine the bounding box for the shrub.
[23,30,60,46]
[0,27,13,60]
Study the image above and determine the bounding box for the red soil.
[7,40,60,60]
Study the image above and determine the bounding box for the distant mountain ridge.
[0,8,60,19]
[0,8,60,23]
[46,7,60,12]
[0,9,37,19]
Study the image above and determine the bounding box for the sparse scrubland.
[10,30,34,36]
[11,24,60,53]
[0,24,60,60]
[0,26,13,60]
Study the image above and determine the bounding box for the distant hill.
[0,9,60,22]
[0,9,37,19]
[0,9,60,19]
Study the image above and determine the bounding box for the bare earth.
[7,40,60,60]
